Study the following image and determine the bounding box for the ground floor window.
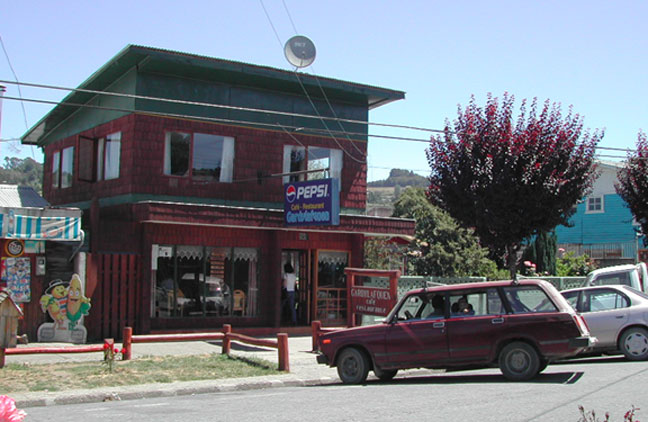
[316,251,348,322]
[154,245,259,318]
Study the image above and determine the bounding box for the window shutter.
[78,135,97,182]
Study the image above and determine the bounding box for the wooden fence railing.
[1,326,289,372]
[122,325,289,371]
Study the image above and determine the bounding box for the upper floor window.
[586,196,604,214]
[164,132,234,183]
[97,132,121,180]
[52,147,74,189]
[282,145,342,184]
[61,147,74,188]
[52,151,60,189]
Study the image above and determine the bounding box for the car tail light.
[573,314,590,336]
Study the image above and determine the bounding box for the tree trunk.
[507,244,518,280]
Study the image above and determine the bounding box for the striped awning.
[1,207,83,241]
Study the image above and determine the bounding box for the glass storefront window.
[154,245,258,318]
[316,251,348,322]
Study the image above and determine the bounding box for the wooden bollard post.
[277,332,289,372]
[0,348,5,369]
[122,327,133,361]
[222,324,232,355]
[311,320,322,352]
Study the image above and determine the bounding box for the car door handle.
[491,318,504,324]
[615,315,625,319]
[433,322,445,328]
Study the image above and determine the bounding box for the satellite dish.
[284,35,316,68]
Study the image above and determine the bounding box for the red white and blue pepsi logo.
[284,179,339,226]
[286,185,297,203]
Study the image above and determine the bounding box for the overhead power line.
[1,93,635,161]
[0,79,444,136]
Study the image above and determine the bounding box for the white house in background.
[555,161,643,266]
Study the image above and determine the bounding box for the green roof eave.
[21,44,405,146]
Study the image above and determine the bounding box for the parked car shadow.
[316,371,585,386]
[388,371,584,385]
[554,355,626,365]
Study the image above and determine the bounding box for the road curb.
[13,375,338,409]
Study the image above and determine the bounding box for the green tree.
[617,131,648,241]
[0,157,43,194]
[520,231,557,275]
[427,93,602,278]
[556,251,596,276]
[393,187,491,277]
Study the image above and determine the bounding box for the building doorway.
[281,250,311,326]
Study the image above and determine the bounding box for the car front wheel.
[337,347,369,384]
[499,341,540,381]
[620,327,648,360]
[374,367,398,381]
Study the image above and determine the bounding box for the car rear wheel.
[620,327,648,361]
[537,359,548,375]
[374,367,398,381]
[337,347,369,384]
[499,342,540,381]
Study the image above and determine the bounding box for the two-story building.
[556,161,644,267]
[20,45,414,340]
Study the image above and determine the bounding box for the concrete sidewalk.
[6,334,343,408]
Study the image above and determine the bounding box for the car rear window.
[502,285,558,314]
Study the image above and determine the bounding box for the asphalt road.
[23,356,647,422]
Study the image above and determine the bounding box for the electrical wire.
[262,0,367,163]
[1,93,635,161]
[0,79,444,136]
[282,0,299,34]
[0,35,28,130]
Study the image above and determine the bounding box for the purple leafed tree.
[426,93,603,278]
[616,132,648,241]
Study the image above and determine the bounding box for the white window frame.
[282,145,342,184]
[52,151,61,188]
[97,132,121,181]
[586,196,604,214]
[60,146,74,189]
[164,132,234,183]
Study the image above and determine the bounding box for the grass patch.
[0,354,278,393]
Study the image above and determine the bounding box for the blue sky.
[1,1,646,181]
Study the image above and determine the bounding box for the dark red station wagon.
[317,279,594,383]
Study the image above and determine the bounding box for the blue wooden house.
[555,161,642,266]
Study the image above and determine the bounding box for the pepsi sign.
[284,178,340,226]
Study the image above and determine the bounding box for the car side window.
[448,289,501,316]
[585,290,630,312]
[502,286,558,314]
[396,295,424,321]
[596,272,631,286]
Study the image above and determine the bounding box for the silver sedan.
[561,284,648,360]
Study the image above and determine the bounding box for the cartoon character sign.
[37,273,91,343]
[39,279,68,328]
[65,274,91,330]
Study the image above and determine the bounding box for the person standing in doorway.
[283,263,297,325]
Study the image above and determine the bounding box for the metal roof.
[22,44,406,145]
[0,184,49,208]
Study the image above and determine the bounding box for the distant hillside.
[367,169,428,210]
[368,169,427,188]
